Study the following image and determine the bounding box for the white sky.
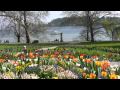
[45,11,120,23]
[45,11,64,23]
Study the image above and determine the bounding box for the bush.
[32,40,39,44]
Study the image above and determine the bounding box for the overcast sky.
[45,11,64,23]
[45,11,120,23]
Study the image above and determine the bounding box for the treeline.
[47,16,85,26]
[47,16,120,27]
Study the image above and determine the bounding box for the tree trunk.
[86,27,89,41]
[87,11,94,42]
[85,11,90,41]
[25,29,30,43]
[90,25,94,42]
[112,30,114,41]
[23,11,30,43]
[17,35,20,42]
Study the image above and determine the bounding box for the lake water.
[45,26,110,42]
[0,26,110,43]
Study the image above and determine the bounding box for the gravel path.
[41,46,58,50]
[110,62,120,67]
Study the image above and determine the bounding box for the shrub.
[32,40,39,44]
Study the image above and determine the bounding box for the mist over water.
[0,26,110,43]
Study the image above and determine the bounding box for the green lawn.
[0,41,120,48]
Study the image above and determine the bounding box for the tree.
[7,21,23,43]
[114,26,120,40]
[102,17,120,41]
[0,11,48,43]
[4,12,23,43]
[63,11,111,42]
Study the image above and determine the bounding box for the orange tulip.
[43,55,48,58]
[29,52,34,58]
[82,73,86,78]
[20,54,26,59]
[70,55,75,59]
[104,60,110,67]
[101,61,110,71]
[51,55,56,58]
[13,61,19,66]
[89,73,96,79]
[0,59,5,63]
[85,59,92,63]
[64,55,69,59]
[73,58,78,63]
[101,71,107,77]
[92,56,97,59]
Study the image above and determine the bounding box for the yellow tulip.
[52,77,58,79]
[110,74,117,79]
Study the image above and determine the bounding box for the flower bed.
[0,47,119,79]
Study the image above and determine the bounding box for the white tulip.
[33,64,38,67]
[34,58,38,62]
[110,65,114,68]
[29,59,32,61]
[83,59,85,62]
[69,59,72,62]
[2,66,6,72]
[93,71,96,74]
[26,59,29,61]
[17,60,21,62]
[93,59,96,61]
[96,58,99,60]
[111,68,116,72]
[26,53,28,55]
[14,64,18,66]
[22,62,25,65]
[76,63,80,67]
[83,67,87,71]
[117,76,120,79]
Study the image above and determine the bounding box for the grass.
[0,41,120,51]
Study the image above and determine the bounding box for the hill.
[47,16,120,27]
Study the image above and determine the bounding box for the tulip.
[110,73,117,79]
[101,71,107,77]
[82,73,86,78]
[89,73,96,79]
[52,77,58,79]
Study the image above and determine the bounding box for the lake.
[45,26,110,42]
[0,26,110,43]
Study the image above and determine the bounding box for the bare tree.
[63,11,111,42]
[0,11,49,43]
[4,12,24,43]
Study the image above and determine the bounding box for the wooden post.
[60,33,63,42]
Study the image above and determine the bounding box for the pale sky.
[45,11,120,23]
[45,11,64,23]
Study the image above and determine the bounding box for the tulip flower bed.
[0,46,119,79]
[60,46,120,61]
